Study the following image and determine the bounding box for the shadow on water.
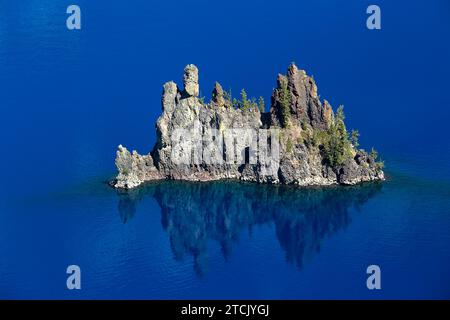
[116,180,382,276]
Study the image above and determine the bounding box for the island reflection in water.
[116,181,382,276]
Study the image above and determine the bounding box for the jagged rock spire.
[183,64,199,97]
[212,81,225,107]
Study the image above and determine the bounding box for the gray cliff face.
[111,64,384,189]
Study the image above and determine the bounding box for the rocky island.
[111,63,384,189]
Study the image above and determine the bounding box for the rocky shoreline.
[111,63,384,189]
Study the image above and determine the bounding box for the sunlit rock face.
[111,64,384,189]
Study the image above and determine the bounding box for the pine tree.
[350,129,360,147]
[324,105,351,167]
[241,89,250,110]
[258,96,265,113]
[370,147,378,160]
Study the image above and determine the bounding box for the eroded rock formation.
[111,63,384,189]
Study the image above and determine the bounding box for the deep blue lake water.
[0,0,450,299]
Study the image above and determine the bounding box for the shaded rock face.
[270,64,332,130]
[111,63,384,189]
